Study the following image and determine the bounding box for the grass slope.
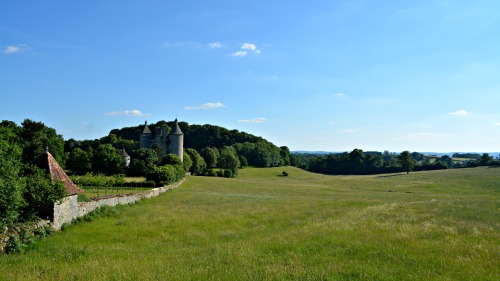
[1,167,499,280]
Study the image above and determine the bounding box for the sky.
[1,0,500,153]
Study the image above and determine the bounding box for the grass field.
[1,167,499,280]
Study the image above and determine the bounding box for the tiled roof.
[47,152,83,195]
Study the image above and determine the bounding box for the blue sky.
[1,0,499,152]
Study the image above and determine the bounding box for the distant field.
[1,167,499,280]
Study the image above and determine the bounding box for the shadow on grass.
[376,173,406,178]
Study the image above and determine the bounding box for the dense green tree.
[93,144,123,175]
[161,154,182,165]
[20,119,65,167]
[219,146,240,176]
[479,153,493,166]
[185,148,207,175]
[183,150,193,173]
[200,147,218,168]
[128,148,159,177]
[440,155,453,168]
[280,146,291,166]
[66,147,92,175]
[21,165,67,221]
[148,165,177,186]
[398,151,416,174]
[0,139,26,226]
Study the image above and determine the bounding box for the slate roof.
[142,121,151,134]
[171,118,183,135]
[47,152,83,195]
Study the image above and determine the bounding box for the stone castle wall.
[52,179,185,230]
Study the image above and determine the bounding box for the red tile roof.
[47,152,83,195]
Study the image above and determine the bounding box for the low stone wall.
[52,179,184,230]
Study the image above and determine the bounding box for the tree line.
[64,121,292,179]
[292,149,499,175]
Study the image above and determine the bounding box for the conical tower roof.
[46,152,83,195]
[171,118,183,135]
[142,121,151,134]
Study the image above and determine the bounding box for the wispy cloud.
[184,102,225,110]
[208,42,222,48]
[106,110,152,117]
[230,51,248,57]
[337,129,355,133]
[495,122,500,127]
[336,93,346,97]
[448,109,468,116]
[238,117,267,123]
[3,44,30,54]
[231,42,261,57]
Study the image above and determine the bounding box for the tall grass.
[1,167,498,280]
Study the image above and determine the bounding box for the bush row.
[0,221,53,255]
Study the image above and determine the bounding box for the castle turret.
[168,118,184,162]
[140,121,151,149]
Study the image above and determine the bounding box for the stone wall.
[52,179,185,230]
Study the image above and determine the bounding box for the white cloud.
[208,42,222,48]
[495,122,500,127]
[238,118,267,123]
[231,43,261,57]
[336,93,346,97]
[337,129,355,133]
[241,43,257,51]
[106,110,152,117]
[3,44,29,54]
[184,102,225,110]
[230,51,248,57]
[448,109,468,116]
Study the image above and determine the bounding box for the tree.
[66,147,92,175]
[148,165,177,186]
[182,150,193,173]
[398,151,416,174]
[479,153,493,166]
[219,146,240,176]
[128,148,159,177]
[200,147,218,168]
[280,146,291,166]
[93,144,123,175]
[20,119,65,167]
[161,154,182,165]
[185,148,207,175]
[21,165,67,221]
[0,139,26,226]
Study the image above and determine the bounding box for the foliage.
[161,153,182,165]
[93,144,123,175]
[182,150,193,173]
[21,166,67,221]
[128,148,159,177]
[398,150,416,174]
[20,119,65,167]
[200,147,218,168]
[147,165,178,186]
[0,139,26,226]
[66,147,92,175]
[219,146,240,176]
[185,148,207,175]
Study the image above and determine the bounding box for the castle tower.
[140,121,152,149]
[168,118,184,162]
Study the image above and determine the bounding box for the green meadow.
[1,167,499,280]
